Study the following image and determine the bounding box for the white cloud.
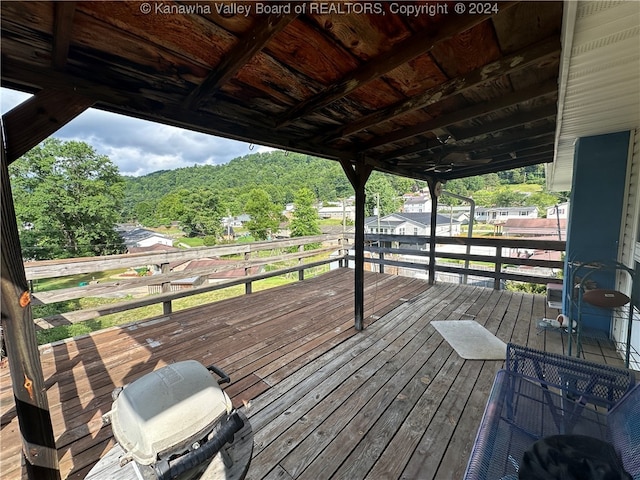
[1,87,274,176]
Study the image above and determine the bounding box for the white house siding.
[475,207,538,223]
[137,235,173,248]
[614,128,640,369]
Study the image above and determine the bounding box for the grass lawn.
[177,237,205,247]
[32,269,128,292]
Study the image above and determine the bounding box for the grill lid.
[110,360,232,466]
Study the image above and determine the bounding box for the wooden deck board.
[0,269,632,480]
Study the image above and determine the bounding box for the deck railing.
[26,234,348,330]
[360,234,565,289]
[25,233,565,333]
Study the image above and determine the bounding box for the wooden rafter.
[362,79,558,152]
[52,2,76,70]
[377,123,557,162]
[2,88,94,163]
[184,12,297,110]
[326,35,560,141]
[275,3,517,128]
[394,133,555,166]
[447,104,557,145]
[442,151,554,180]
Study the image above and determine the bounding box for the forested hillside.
[122,151,414,220]
[122,150,564,223]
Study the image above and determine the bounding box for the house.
[318,204,356,221]
[222,214,250,228]
[118,227,173,250]
[545,202,570,219]
[502,218,567,239]
[402,194,432,213]
[365,212,461,237]
[474,206,538,224]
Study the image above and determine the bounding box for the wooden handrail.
[29,233,565,333]
[360,233,565,289]
[34,256,344,330]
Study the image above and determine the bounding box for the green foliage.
[505,281,547,294]
[290,188,321,236]
[10,139,125,259]
[244,189,283,240]
[202,235,218,246]
[494,188,528,207]
[365,174,402,216]
[290,188,321,250]
[122,151,355,221]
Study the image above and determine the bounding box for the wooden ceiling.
[1,1,563,182]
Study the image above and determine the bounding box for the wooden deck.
[0,269,630,479]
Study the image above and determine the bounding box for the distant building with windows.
[318,204,356,221]
[365,212,460,237]
[402,194,432,213]
[475,206,538,224]
[546,202,570,220]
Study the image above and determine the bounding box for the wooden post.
[1,143,61,479]
[339,158,372,331]
[298,244,304,281]
[244,251,252,294]
[494,247,503,290]
[379,251,385,274]
[427,178,439,285]
[160,262,171,314]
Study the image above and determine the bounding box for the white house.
[475,206,538,224]
[545,202,570,220]
[365,212,461,237]
[119,227,173,249]
[318,204,356,221]
[402,194,432,213]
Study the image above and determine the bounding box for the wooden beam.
[326,35,560,141]
[339,159,372,331]
[276,3,517,128]
[52,2,77,70]
[2,58,356,164]
[362,79,558,152]
[185,13,297,110]
[1,137,61,479]
[393,134,555,167]
[2,88,93,163]
[374,122,555,161]
[440,152,553,180]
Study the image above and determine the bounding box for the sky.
[0,87,274,176]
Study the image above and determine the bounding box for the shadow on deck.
[0,269,629,479]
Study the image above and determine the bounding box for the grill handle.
[207,364,231,385]
[153,411,244,480]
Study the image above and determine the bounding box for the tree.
[290,188,321,247]
[178,188,224,238]
[365,175,401,216]
[494,188,528,207]
[528,191,563,217]
[244,189,282,240]
[10,139,125,259]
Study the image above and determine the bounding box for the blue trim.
[563,131,631,332]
